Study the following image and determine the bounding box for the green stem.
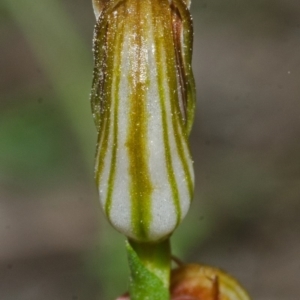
[126,238,171,300]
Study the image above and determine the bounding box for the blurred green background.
[1,0,300,299]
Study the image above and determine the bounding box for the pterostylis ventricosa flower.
[91,0,196,243]
[90,1,252,299]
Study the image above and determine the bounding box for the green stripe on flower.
[91,0,196,242]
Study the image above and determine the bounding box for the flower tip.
[92,0,105,19]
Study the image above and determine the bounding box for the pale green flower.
[91,0,196,242]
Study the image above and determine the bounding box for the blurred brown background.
[0,0,299,299]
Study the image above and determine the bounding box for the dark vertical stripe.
[164,39,194,201]
[104,7,125,215]
[163,0,194,200]
[153,0,182,225]
[93,10,114,185]
[173,0,196,135]
[127,0,153,240]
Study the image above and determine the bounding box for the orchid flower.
[90,1,252,299]
[91,0,196,243]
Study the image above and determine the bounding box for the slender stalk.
[126,238,171,300]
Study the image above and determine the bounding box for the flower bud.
[91,0,196,242]
[171,264,251,300]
